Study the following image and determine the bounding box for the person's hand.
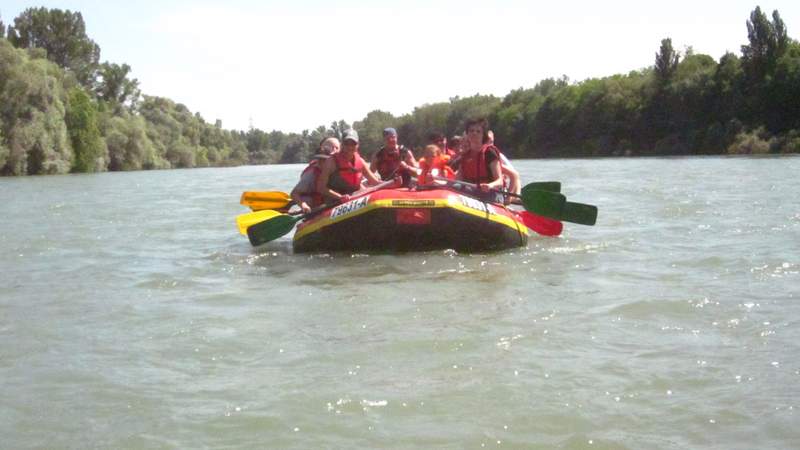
[300,202,311,213]
[479,183,491,192]
[339,194,351,203]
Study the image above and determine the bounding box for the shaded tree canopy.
[95,62,140,109]
[1,6,799,177]
[6,7,100,86]
[655,38,681,85]
[741,6,790,81]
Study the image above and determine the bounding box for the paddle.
[517,211,563,237]
[247,212,307,246]
[247,177,401,247]
[431,177,568,217]
[527,181,561,193]
[520,184,597,226]
[236,209,286,235]
[240,191,293,211]
[522,188,567,219]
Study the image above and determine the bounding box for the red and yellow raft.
[293,187,555,253]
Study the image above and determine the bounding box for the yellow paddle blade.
[236,209,285,235]
[240,191,292,211]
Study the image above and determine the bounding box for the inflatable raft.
[292,186,532,252]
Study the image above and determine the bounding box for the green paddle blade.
[562,201,598,226]
[523,181,561,193]
[247,214,301,246]
[522,189,566,219]
[236,209,284,235]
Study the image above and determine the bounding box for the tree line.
[0,6,798,176]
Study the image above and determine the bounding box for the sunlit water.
[1,157,798,449]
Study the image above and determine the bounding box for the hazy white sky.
[2,1,799,132]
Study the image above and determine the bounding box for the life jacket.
[418,155,455,184]
[459,144,500,184]
[375,146,410,180]
[327,151,363,195]
[296,156,327,207]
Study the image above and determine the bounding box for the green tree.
[0,121,7,169]
[95,62,140,110]
[766,41,800,131]
[654,38,680,85]
[0,40,72,175]
[1,14,5,39]
[741,7,789,81]
[354,110,398,157]
[6,7,100,86]
[446,94,502,136]
[329,120,351,140]
[104,114,158,171]
[65,87,104,172]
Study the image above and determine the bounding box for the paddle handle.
[430,176,513,203]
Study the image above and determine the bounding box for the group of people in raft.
[290,118,522,213]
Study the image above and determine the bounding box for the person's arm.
[360,154,382,186]
[316,157,346,201]
[369,152,380,177]
[481,150,504,190]
[290,171,316,213]
[403,147,419,167]
[502,165,521,195]
[399,160,421,176]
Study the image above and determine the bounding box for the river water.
[1,157,798,449]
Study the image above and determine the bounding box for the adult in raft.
[445,134,462,158]
[370,127,420,185]
[485,129,521,195]
[290,137,340,213]
[456,118,504,194]
[316,129,382,203]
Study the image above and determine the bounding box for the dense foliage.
[1,6,798,176]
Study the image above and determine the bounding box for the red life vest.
[296,159,324,207]
[375,146,409,179]
[328,151,363,194]
[459,144,500,184]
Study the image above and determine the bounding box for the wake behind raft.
[240,181,568,253]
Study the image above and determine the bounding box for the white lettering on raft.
[330,195,370,220]
[458,195,493,215]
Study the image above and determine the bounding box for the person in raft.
[456,118,504,196]
[445,134,462,158]
[316,129,382,203]
[417,144,455,184]
[485,129,521,196]
[428,131,447,153]
[370,127,420,185]
[290,137,340,213]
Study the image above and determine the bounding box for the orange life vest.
[417,155,455,184]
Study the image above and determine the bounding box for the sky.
[2,1,799,132]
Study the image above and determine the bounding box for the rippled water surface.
[1,157,799,449]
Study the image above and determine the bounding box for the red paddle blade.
[518,211,563,237]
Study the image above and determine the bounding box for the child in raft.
[417,144,456,184]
